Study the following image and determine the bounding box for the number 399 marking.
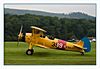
[52,42,66,49]
[57,42,66,49]
[57,43,63,48]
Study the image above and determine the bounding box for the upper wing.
[31,26,46,33]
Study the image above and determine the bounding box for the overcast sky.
[4,4,96,16]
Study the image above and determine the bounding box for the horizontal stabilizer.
[74,44,83,49]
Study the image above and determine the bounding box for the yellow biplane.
[18,26,91,55]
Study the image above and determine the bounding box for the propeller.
[17,25,23,46]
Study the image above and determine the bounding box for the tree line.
[4,14,96,41]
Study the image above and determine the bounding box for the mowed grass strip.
[4,42,96,65]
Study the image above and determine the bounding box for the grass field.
[4,42,96,65]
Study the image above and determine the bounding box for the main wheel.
[26,49,34,55]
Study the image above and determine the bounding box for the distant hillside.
[4,8,95,20]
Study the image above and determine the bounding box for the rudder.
[81,37,91,52]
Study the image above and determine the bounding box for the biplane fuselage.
[18,26,91,55]
[25,33,83,52]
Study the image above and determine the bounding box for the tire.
[80,52,84,55]
[26,49,34,55]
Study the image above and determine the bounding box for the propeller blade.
[19,25,23,34]
[17,25,23,46]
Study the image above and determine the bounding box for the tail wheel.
[80,52,84,55]
[26,49,34,55]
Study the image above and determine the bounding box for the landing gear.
[26,49,34,55]
[80,52,84,55]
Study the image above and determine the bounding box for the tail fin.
[81,37,91,52]
[76,40,84,47]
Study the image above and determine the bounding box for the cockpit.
[31,26,55,40]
